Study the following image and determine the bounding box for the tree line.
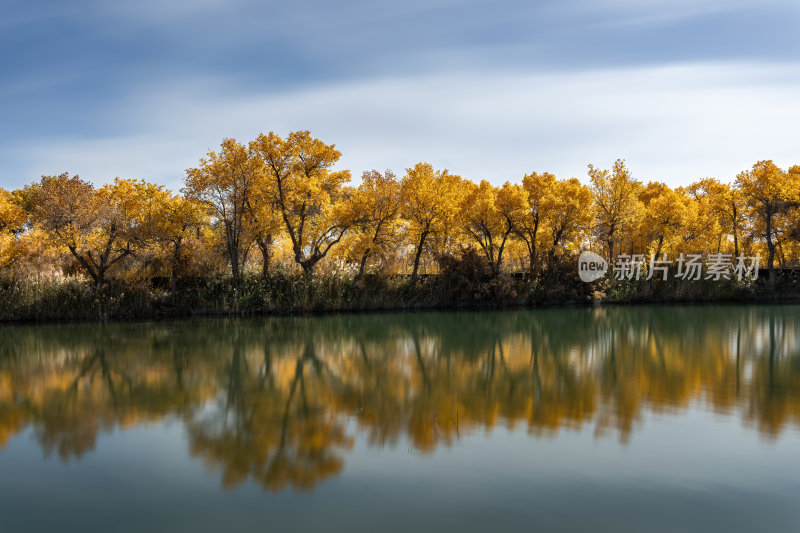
[1,130,799,290]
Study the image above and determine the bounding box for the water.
[1,305,799,532]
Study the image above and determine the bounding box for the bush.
[434,249,517,307]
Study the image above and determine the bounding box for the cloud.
[4,61,800,191]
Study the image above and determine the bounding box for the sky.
[2,0,800,191]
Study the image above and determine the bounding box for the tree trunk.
[766,210,776,289]
[69,246,100,288]
[256,237,270,278]
[170,240,182,293]
[527,240,537,275]
[301,260,315,280]
[410,231,428,283]
[225,221,241,279]
[356,249,370,281]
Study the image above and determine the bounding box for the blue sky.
[2,0,800,190]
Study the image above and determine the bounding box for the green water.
[1,306,799,532]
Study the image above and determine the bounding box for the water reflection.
[1,306,799,491]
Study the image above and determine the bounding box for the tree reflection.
[1,306,799,490]
[186,338,352,490]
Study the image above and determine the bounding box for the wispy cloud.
[5,61,800,190]
[3,1,800,191]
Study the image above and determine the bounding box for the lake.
[1,306,799,532]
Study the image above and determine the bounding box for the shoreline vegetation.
[1,256,799,323]
[2,130,800,323]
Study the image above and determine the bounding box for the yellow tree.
[460,180,525,274]
[786,165,800,258]
[494,182,528,270]
[637,182,688,258]
[589,159,642,260]
[0,188,26,267]
[518,171,556,274]
[736,160,798,287]
[251,131,352,277]
[541,178,594,260]
[687,178,745,256]
[26,174,152,289]
[0,188,24,234]
[400,163,463,282]
[678,183,720,256]
[346,170,402,280]
[244,176,283,278]
[185,138,263,279]
[717,182,747,257]
[148,191,209,290]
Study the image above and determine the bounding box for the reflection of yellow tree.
[744,313,800,435]
[2,307,800,490]
[186,340,353,491]
[0,325,215,456]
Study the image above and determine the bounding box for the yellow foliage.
[251,130,351,276]
[400,163,464,279]
[185,138,263,278]
[589,159,643,259]
[4,132,800,283]
[736,160,800,283]
[340,170,402,277]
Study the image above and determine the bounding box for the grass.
[1,254,798,323]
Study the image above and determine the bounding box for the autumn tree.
[185,138,263,279]
[0,187,26,267]
[686,178,745,256]
[737,160,799,287]
[589,159,642,260]
[637,182,688,258]
[515,172,555,274]
[252,131,352,277]
[346,170,402,280]
[400,163,463,282]
[244,175,283,278]
[0,188,24,234]
[147,190,209,290]
[541,177,594,261]
[460,180,525,275]
[786,166,800,252]
[718,182,747,258]
[26,174,152,288]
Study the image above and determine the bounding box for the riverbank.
[2,264,798,323]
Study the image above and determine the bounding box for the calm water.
[1,306,799,532]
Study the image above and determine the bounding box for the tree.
[346,170,402,280]
[252,131,352,277]
[0,188,26,267]
[148,191,209,291]
[518,171,556,274]
[589,159,642,260]
[736,160,798,287]
[0,188,24,234]
[400,163,463,282]
[185,138,263,279]
[26,174,151,289]
[244,174,283,278]
[687,178,745,256]
[460,180,525,275]
[786,166,800,253]
[637,182,688,258]
[541,177,594,260]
